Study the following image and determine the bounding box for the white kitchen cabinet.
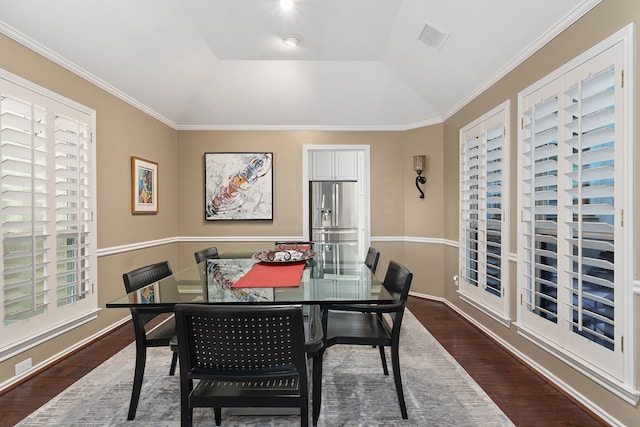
[310,150,358,181]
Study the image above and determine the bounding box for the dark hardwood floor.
[0,297,605,426]
[406,298,605,427]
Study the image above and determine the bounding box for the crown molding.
[0,21,177,129]
[442,0,602,121]
[1,0,601,132]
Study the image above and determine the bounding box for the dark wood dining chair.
[194,246,219,263]
[364,246,380,274]
[322,260,413,419]
[304,304,325,426]
[122,261,177,420]
[175,303,323,427]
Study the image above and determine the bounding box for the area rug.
[17,311,514,426]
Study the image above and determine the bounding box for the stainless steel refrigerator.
[310,181,359,244]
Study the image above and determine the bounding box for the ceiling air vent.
[418,21,449,51]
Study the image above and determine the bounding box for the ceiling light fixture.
[282,34,302,47]
[280,0,294,10]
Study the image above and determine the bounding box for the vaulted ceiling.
[0,0,599,130]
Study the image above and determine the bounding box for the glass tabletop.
[106,243,392,308]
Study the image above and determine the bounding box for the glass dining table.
[106,243,392,309]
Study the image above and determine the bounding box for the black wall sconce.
[413,155,427,198]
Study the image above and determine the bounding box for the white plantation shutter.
[521,91,561,336]
[54,114,92,308]
[518,34,631,384]
[459,102,509,318]
[2,95,50,322]
[0,71,97,359]
[461,128,481,289]
[485,123,504,298]
[563,65,616,353]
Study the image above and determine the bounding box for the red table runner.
[232,262,305,288]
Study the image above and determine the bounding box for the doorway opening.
[302,145,371,259]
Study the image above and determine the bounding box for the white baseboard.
[0,316,130,393]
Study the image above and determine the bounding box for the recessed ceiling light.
[280,0,294,10]
[282,34,302,47]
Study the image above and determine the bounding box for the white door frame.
[302,145,371,258]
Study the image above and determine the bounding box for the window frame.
[516,24,636,402]
[0,69,98,362]
[458,100,511,325]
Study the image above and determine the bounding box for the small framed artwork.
[134,283,159,304]
[131,156,158,214]
[204,152,273,220]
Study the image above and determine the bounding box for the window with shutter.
[518,26,634,393]
[0,70,97,361]
[521,90,561,337]
[459,101,509,321]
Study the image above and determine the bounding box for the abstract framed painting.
[204,152,273,220]
[131,156,158,214]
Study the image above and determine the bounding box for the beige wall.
[1,0,639,423]
[174,126,444,297]
[401,125,446,297]
[0,34,179,384]
[176,131,410,239]
[403,126,445,239]
[442,0,640,424]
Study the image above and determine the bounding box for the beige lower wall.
[402,242,445,298]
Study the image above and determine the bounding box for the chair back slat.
[382,260,413,304]
[364,247,380,274]
[123,261,173,326]
[381,260,413,338]
[194,246,219,264]
[123,261,173,293]
[177,304,306,378]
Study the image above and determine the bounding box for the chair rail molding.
[97,236,526,263]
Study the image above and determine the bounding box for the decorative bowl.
[252,249,316,263]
